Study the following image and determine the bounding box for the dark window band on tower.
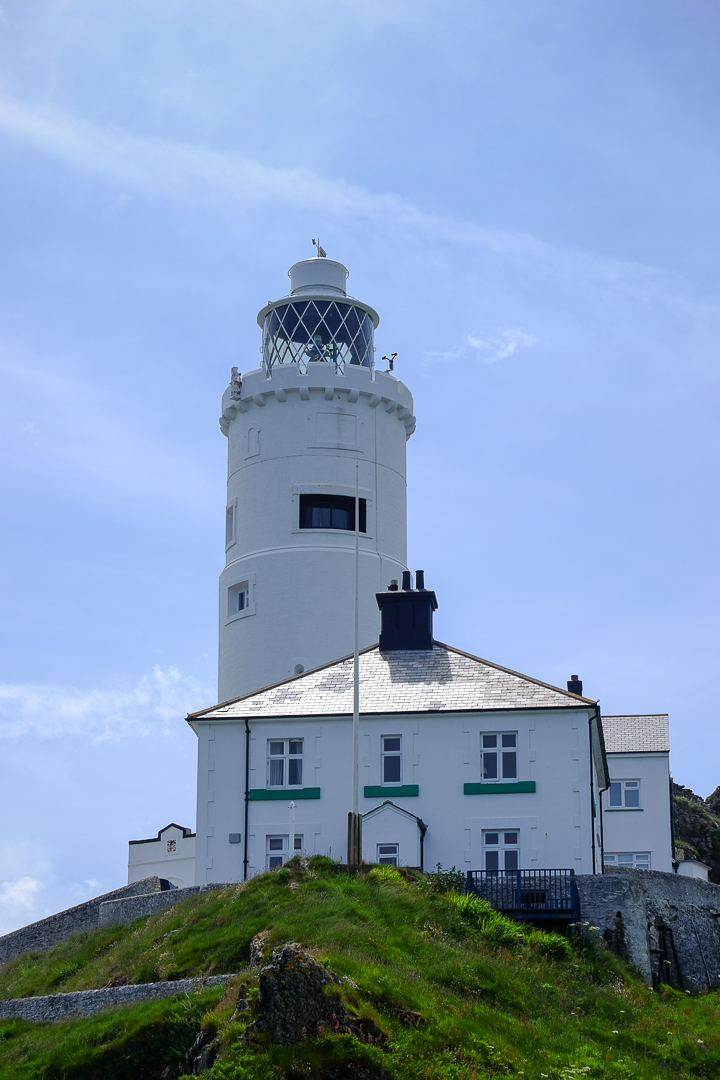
[299,494,366,533]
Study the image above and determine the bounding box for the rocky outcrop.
[671,782,720,883]
[244,943,385,1047]
[577,868,720,990]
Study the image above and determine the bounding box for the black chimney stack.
[567,674,583,696]
[376,570,438,651]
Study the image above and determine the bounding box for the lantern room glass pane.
[263,300,374,374]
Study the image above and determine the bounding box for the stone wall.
[0,877,174,967]
[577,868,720,990]
[0,974,237,1023]
[98,883,230,926]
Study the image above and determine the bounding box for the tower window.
[299,494,366,532]
[225,503,236,548]
[227,580,252,619]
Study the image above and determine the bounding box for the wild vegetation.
[1,856,719,1079]
[672,782,720,884]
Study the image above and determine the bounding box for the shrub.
[426,863,466,894]
[368,864,403,884]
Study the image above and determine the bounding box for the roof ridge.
[433,640,598,705]
[602,713,668,719]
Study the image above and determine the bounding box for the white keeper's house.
[128,251,674,888]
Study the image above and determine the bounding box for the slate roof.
[188,642,595,722]
[602,714,670,754]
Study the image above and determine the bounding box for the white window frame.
[482,829,520,872]
[480,732,518,782]
[226,573,256,623]
[377,843,399,866]
[604,852,651,870]
[267,739,304,789]
[381,735,402,786]
[607,779,641,809]
[225,498,237,550]
[266,834,304,868]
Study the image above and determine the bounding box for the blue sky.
[0,0,718,932]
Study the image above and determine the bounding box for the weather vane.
[312,238,327,258]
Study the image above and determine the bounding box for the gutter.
[244,719,250,881]
[590,703,610,874]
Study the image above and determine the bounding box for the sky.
[0,0,719,933]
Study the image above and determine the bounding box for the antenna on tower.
[312,238,327,258]
[382,353,397,372]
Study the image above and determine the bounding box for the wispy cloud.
[0,667,214,743]
[425,329,536,366]
[0,95,702,314]
[0,876,43,935]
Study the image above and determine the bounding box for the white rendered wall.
[191,706,603,884]
[218,361,414,700]
[677,860,709,881]
[128,825,196,889]
[362,803,423,868]
[601,752,672,872]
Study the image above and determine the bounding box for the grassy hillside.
[0,858,719,1079]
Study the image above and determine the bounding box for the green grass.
[1,856,720,1078]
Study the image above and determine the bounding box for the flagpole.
[351,460,360,862]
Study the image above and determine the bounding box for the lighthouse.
[217,254,416,701]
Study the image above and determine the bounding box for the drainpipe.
[243,719,250,881]
[589,712,597,875]
[593,703,610,873]
[418,818,428,873]
[669,775,677,870]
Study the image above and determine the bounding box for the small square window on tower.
[226,576,255,622]
[225,501,237,548]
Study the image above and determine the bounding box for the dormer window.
[299,494,366,533]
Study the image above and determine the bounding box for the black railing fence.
[465,869,580,920]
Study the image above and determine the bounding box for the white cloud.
[425,329,536,366]
[0,667,214,743]
[69,878,104,903]
[0,94,705,319]
[0,876,43,935]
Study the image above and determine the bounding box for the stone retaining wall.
[576,869,720,990]
[98,883,232,926]
[0,878,174,967]
[0,975,237,1023]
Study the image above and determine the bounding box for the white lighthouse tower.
[217,255,416,701]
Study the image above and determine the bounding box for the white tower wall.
[218,260,415,701]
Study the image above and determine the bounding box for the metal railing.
[465,869,579,920]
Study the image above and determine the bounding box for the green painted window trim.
[364,785,419,798]
[463,781,536,795]
[249,787,320,801]
[605,807,643,812]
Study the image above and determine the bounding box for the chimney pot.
[388,579,398,591]
[415,569,425,591]
[376,574,438,651]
